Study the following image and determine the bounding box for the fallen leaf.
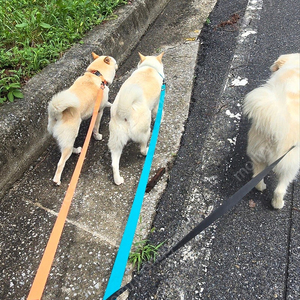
[249,199,256,208]
[146,167,166,193]
[186,37,196,41]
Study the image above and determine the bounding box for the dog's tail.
[243,85,288,141]
[47,90,80,134]
[112,84,145,121]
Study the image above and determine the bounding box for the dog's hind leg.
[272,178,289,209]
[93,109,104,141]
[108,124,126,185]
[252,161,267,192]
[53,147,73,185]
[130,109,151,156]
[272,155,300,209]
[152,103,164,123]
[111,147,124,185]
[139,128,150,156]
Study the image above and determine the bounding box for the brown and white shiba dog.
[243,53,300,209]
[108,52,164,185]
[47,53,118,185]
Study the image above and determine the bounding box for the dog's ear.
[92,52,99,60]
[156,52,164,63]
[270,54,289,72]
[138,52,146,63]
[104,56,110,65]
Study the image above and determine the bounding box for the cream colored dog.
[48,53,118,185]
[243,53,300,209]
[108,52,164,185]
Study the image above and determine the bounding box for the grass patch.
[129,239,164,272]
[129,226,165,272]
[0,0,128,103]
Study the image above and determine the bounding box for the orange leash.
[27,82,105,300]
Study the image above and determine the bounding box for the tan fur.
[287,91,299,100]
[243,53,300,209]
[108,52,164,185]
[47,53,118,185]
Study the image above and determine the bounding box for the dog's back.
[244,53,300,147]
[111,84,145,119]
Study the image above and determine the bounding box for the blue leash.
[103,81,166,300]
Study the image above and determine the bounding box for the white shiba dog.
[47,53,118,185]
[243,53,300,209]
[108,52,164,185]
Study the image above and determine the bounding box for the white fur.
[108,53,164,185]
[243,53,300,209]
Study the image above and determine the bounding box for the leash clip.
[161,79,166,91]
[100,80,107,90]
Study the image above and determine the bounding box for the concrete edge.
[0,0,170,198]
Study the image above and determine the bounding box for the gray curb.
[0,0,170,198]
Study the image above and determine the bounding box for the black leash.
[106,146,295,299]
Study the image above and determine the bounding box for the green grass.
[129,225,165,272]
[0,0,128,103]
[129,239,165,272]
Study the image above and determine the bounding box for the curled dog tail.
[47,90,80,134]
[112,84,145,121]
[243,85,288,142]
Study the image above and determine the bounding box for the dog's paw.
[53,178,61,186]
[255,181,266,192]
[93,132,103,141]
[114,176,124,185]
[271,197,284,209]
[73,147,82,154]
[141,147,148,156]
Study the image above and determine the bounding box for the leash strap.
[103,82,166,300]
[105,145,295,299]
[27,83,105,300]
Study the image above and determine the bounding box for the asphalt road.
[129,0,300,299]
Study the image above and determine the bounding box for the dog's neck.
[138,64,165,79]
[90,70,102,77]
[89,70,108,85]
